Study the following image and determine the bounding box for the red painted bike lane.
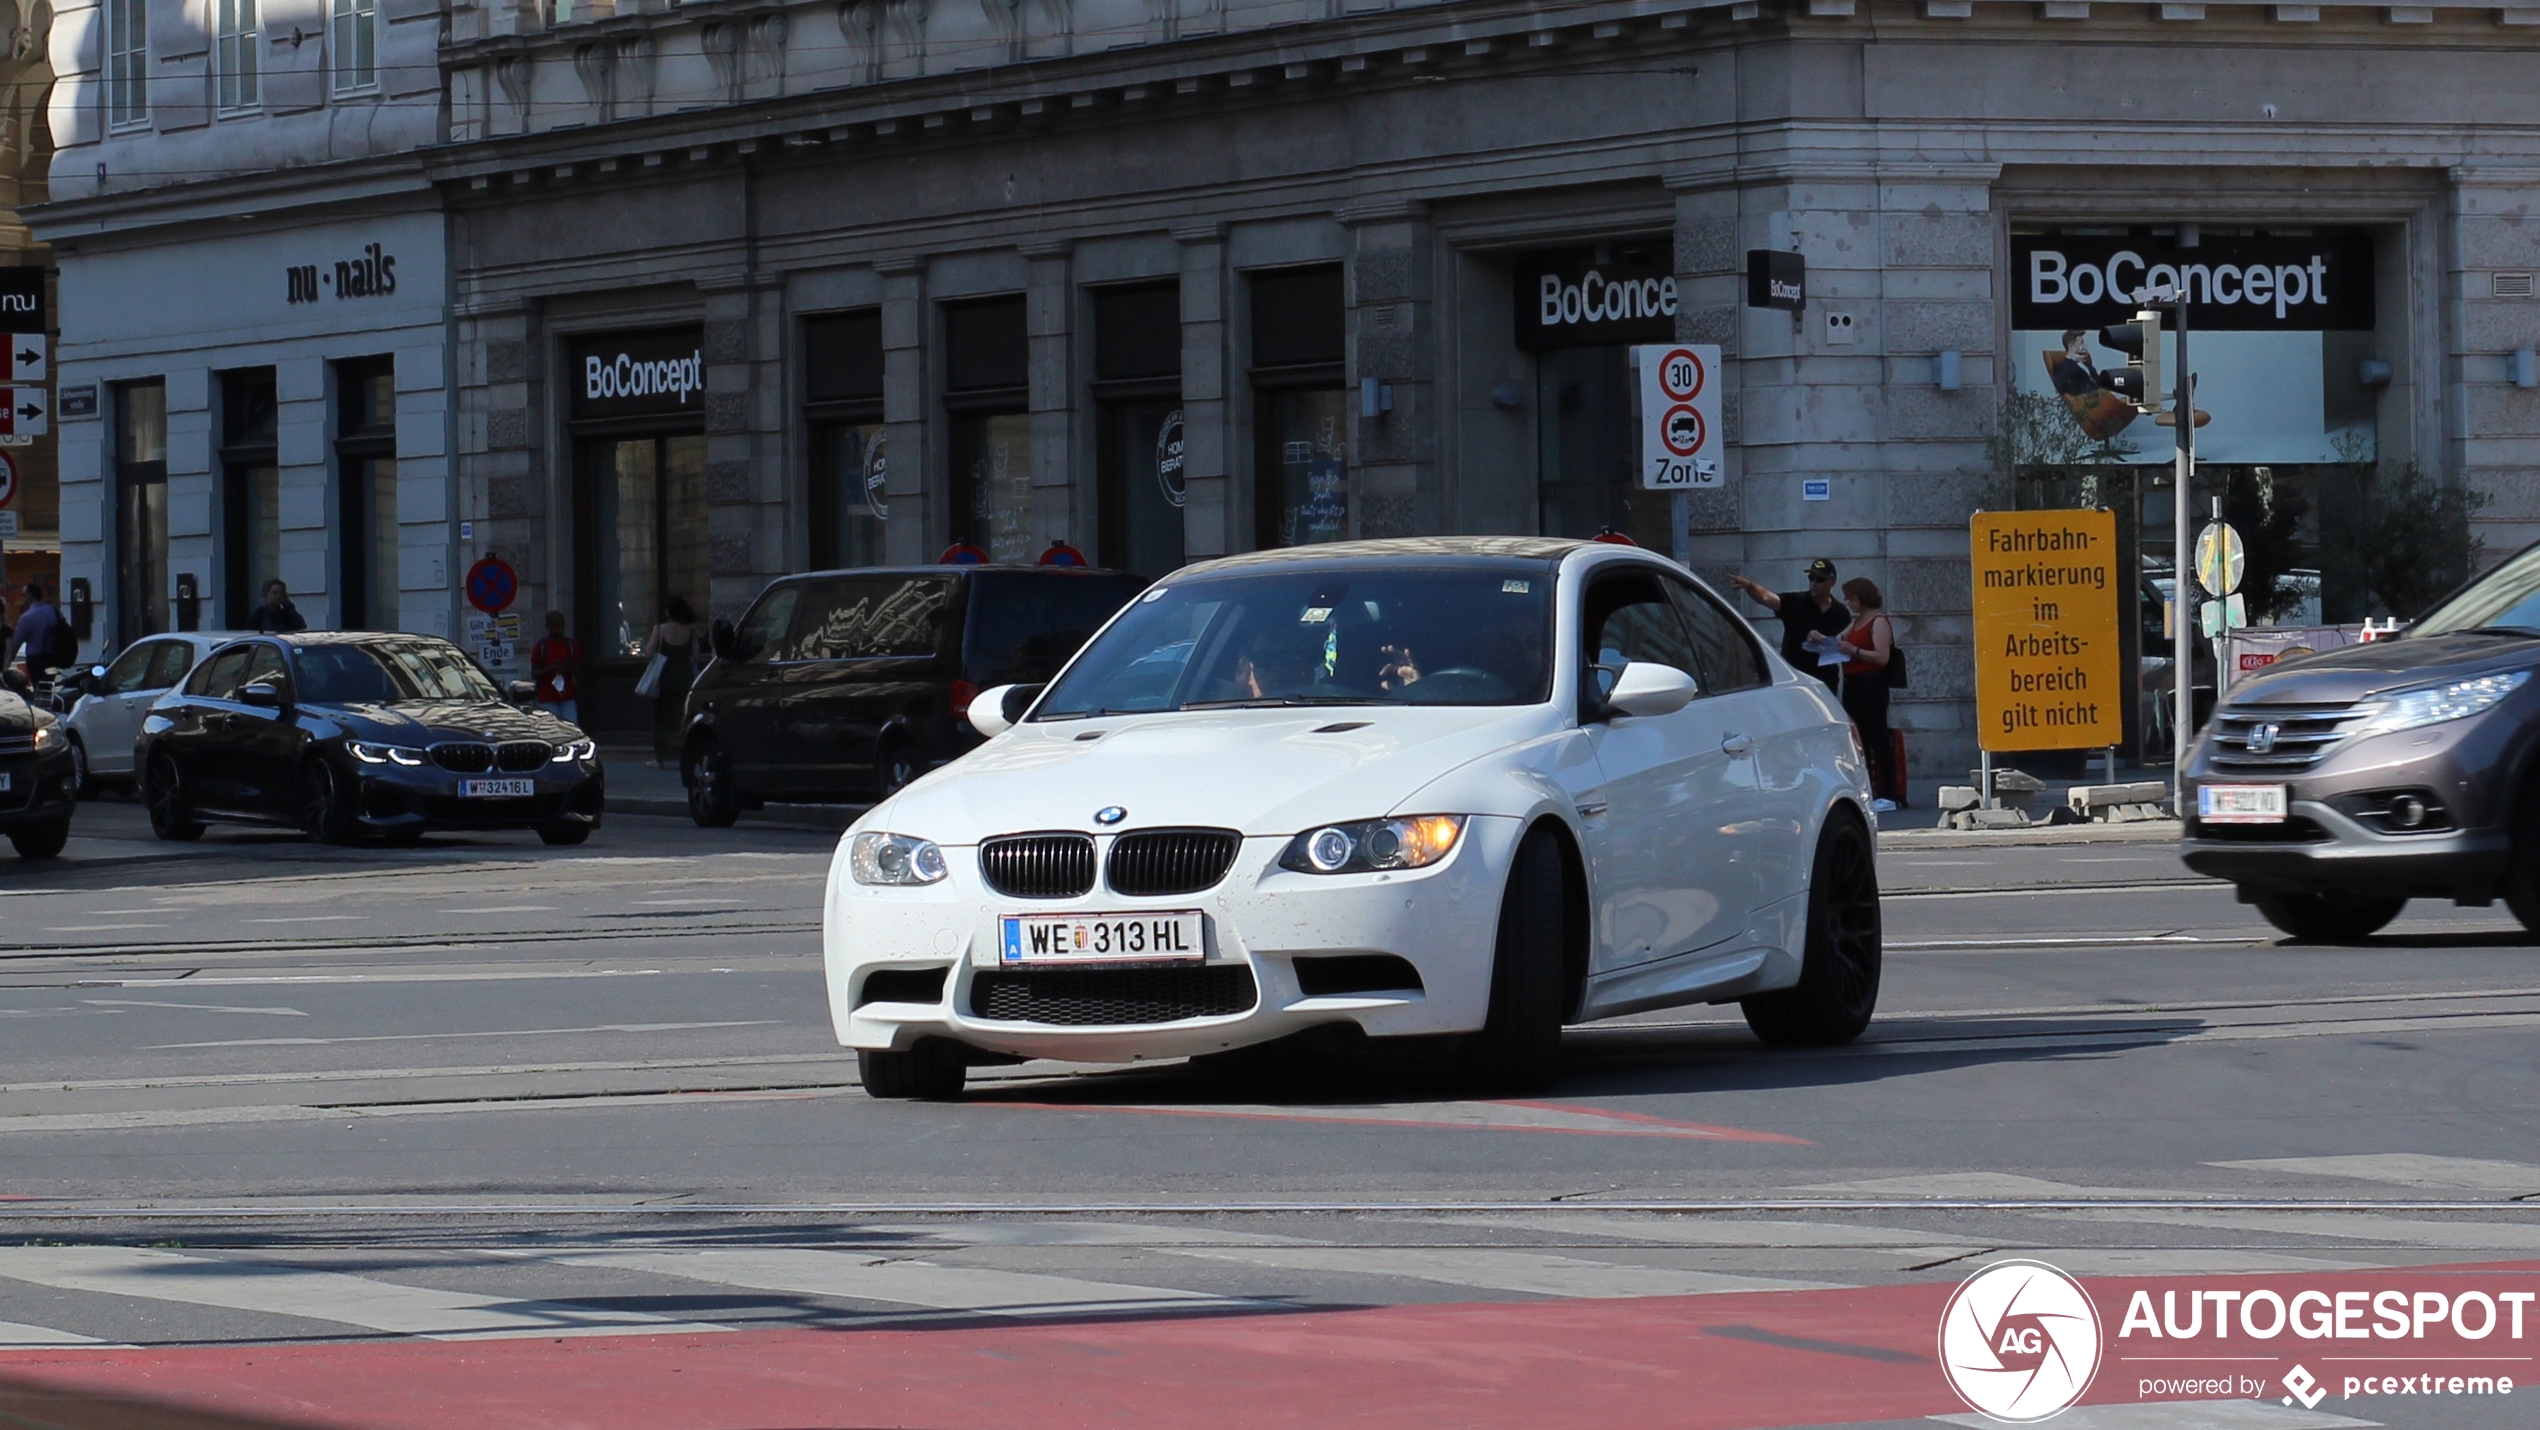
[3,1261,2534,1430]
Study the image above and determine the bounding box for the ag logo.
[1938,1259,2102,1422]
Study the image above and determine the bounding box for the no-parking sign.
[1634,344,1723,490]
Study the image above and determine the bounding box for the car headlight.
[551,738,596,763]
[1279,815,1466,875]
[30,724,60,751]
[850,831,949,886]
[348,741,428,766]
[2348,670,2530,739]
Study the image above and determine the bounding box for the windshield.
[1033,560,1554,718]
[2409,542,2540,637]
[294,640,502,705]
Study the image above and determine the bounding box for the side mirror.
[1603,661,1698,719]
[504,679,538,705]
[237,679,288,710]
[965,682,1045,737]
[710,618,738,662]
[90,664,107,680]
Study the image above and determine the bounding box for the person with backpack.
[8,583,72,685]
[1826,576,1903,813]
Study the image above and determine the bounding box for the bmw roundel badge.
[1094,806,1128,826]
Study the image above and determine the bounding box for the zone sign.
[1634,344,1723,490]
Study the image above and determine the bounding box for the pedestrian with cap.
[1728,558,1850,692]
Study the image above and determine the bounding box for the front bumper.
[0,748,77,827]
[823,816,1523,1063]
[348,759,606,832]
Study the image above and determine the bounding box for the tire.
[299,760,364,846]
[143,754,205,842]
[873,739,921,799]
[68,736,94,800]
[2502,794,2540,938]
[1743,809,1882,1047]
[686,738,740,829]
[2251,889,2406,943]
[536,821,591,846]
[859,1041,966,1100]
[1457,825,1569,1094]
[9,817,69,860]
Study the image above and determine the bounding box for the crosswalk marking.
[0,1246,728,1340]
[0,1317,112,1347]
[1149,1245,1837,1298]
[519,1248,1260,1318]
[2211,1153,2540,1194]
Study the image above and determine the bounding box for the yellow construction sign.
[1970,509,2124,752]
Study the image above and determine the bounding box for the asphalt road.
[0,796,2534,1430]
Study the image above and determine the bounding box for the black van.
[681,565,1149,825]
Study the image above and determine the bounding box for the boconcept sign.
[1513,245,1677,350]
[2011,232,2375,332]
[569,328,708,421]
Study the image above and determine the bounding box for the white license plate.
[1000,910,1205,964]
[2199,783,2287,824]
[459,778,536,799]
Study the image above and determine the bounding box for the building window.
[1248,265,1348,549]
[804,310,887,570]
[219,369,280,626]
[1092,283,1184,577]
[216,0,261,112]
[105,0,148,128]
[115,381,169,645]
[335,357,397,630]
[332,0,378,93]
[943,296,1033,563]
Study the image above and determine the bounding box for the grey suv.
[2182,541,2540,942]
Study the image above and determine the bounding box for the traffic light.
[2096,311,2163,412]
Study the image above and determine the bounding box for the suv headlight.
[850,831,949,886]
[1279,815,1466,875]
[30,724,60,751]
[2349,670,2531,739]
[348,741,427,766]
[551,738,597,763]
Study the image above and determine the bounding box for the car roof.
[774,564,1140,582]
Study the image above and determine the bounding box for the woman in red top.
[1833,577,1898,812]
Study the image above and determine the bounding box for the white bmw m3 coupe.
[824,537,1881,1098]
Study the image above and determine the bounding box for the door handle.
[1721,733,1754,757]
[1574,799,1609,818]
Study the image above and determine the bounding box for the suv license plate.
[1001,911,1205,964]
[2199,783,2287,823]
[460,778,536,799]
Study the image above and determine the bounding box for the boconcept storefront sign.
[1513,245,1677,350]
[2012,231,2375,331]
[570,328,708,421]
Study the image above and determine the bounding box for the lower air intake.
[970,965,1257,1026]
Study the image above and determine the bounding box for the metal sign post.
[2172,309,2195,810]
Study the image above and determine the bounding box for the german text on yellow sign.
[1971,509,2123,752]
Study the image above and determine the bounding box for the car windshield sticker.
[1300,606,1333,623]
[1502,580,1531,594]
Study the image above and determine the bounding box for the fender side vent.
[1292,954,1425,996]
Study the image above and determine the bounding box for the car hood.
[2226,632,2540,706]
[0,690,48,734]
[874,704,1565,842]
[322,700,581,743]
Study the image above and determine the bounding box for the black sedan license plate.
[459,778,536,799]
[1000,911,1205,964]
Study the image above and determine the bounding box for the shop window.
[219,368,280,627]
[589,435,710,654]
[334,357,397,630]
[1248,265,1346,549]
[332,0,377,93]
[105,0,148,128]
[1092,283,1183,577]
[114,380,168,645]
[805,310,886,570]
[944,296,1033,562]
[216,0,260,112]
[567,327,710,733]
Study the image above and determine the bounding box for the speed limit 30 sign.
[1634,344,1723,490]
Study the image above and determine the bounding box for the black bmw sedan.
[136,633,604,846]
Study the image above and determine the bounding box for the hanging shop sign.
[1513,245,1678,351]
[2012,232,2376,332]
[569,328,708,421]
[1746,250,1806,312]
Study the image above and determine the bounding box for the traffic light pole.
[2171,302,2194,811]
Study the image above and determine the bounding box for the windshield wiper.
[1179,695,1373,710]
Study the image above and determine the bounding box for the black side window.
[733,587,802,664]
[787,577,951,661]
[1581,571,1701,702]
[190,647,253,699]
[151,642,199,689]
[1673,582,1770,694]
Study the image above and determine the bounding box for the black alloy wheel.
[1742,808,1882,1047]
[1457,825,1570,1094]
[859,1040,966,1099]
[2249,889,2406,943]
[68,735,93,800]
[687,739,740,829]
[874,740,921,799]
[144,753,205,842]
[300,760,364,846]
[8,817,68,860]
